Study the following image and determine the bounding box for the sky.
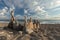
[0,0,60,20]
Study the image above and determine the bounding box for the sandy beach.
[0,23,8,27]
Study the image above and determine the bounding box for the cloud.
[35,6,45,13]
[0,7,10,19]
[55,0,60,6]
[24,0,51,19]
[13,0,24,8]
[15,15,24,19]
[1,0,60,20]
[33,5,50,19]
[3,0,24,8]
[24,9,28,14]
[49,0,60,9]
[32,1,38,6]
[0,7,8,15]
[52,8,60,11]
[0,15,8,19]
[24,0,60,20]
[51,14,60,18]
[9,5,15,12]
[47,14,60,20]
[3,0,50,19]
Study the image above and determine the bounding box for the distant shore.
[0,22,60,27]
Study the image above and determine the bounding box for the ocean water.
[0,20,60,24]
[40,20,60,24]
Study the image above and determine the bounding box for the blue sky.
[0,0,60,20]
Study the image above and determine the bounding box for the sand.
[0,23,8,27]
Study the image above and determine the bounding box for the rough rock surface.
[0,24,60,40]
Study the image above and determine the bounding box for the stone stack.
[24,16,40,34]
[26,17,34,34]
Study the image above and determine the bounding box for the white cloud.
[33,5,50,19]
[29,12,50,20]
[0,7,8,15]
[0,13,4,16]
[3,0,24,8]
[48,14,60,20]
[10,5,15,12]
[55,0,60,6]
[15,15,24,19]
[24,0,50,19]
[45,14,50,19]
[32,1,38,6]
[0,7,10,19]
[35,6,42,11]
[0,15,8,19]
[35,6,45,13]
[13,0,24,8]
[52,8,60,11]
[51,14,60,18]
[3,0,60,20]
[24,9,28,14]
[49,0,60,9]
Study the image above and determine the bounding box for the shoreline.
[0,22,60,27]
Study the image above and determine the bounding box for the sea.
[0,20,60,24]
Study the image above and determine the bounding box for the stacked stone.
[24,17,40,34]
